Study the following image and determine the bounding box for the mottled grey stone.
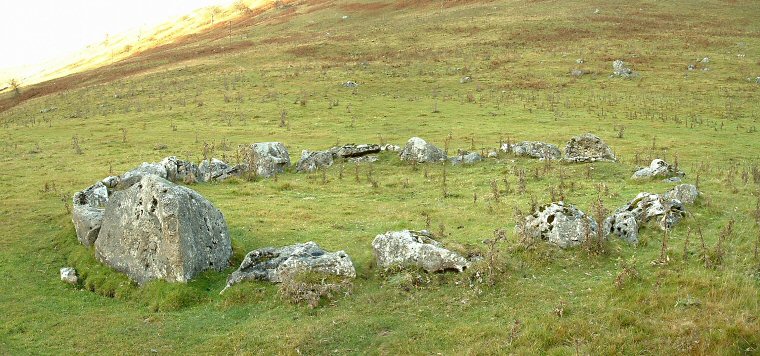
[250,142,291,178]
[632,159,684,180]
[520,202,598,248]
[60,267,78,284]
[663,184,699,205]
[399,137,446,163]
[296,150,334,172]
[505,141,562,160]
[372,230,469,272]
[72,182,109,246]
[564,133,616,163]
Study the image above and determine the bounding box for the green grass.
[1,0,760,353]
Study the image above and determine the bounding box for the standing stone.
[296,150,334,172]
[372,230,469,272]
[520,202,598,248]
[95,175,231,285]
[399,137,446,163]
[564,133,616,163]
[251,142,291,178]
[72,182,109,246]
[223,242,355,292]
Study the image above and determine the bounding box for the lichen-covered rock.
[504,141,562,160]
[95,175,231,285]
[60,267,78,284]
[296,150,334,172]
[663,184,699,205]
[198,158,235,182]
[399,137,446,163]
[330,144,381,158]
[222,242,355,292]
[372,230,469,272]
[160,156,200,182]
[520,202,598,248]
[564,133,616,163]
[605,192,687,243]
[631,159,684,180]
[449,152,482,165]
[72,182,110,246]
[121,162,168,181]
[251,142,291,178]
[612,60,633,77]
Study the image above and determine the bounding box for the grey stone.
[296,150,334,172]
[198,158,236,182]
[60,267,78,284]
[102,176,120,189]
[460,76,472,84]
[348,155,378,164]
[160,156,200,182]
[520,202,598,249]
[487,151,498,158]
[571,69,585,77]
[95,175,231,285]
[663,177,682,183]
[343,81,359,88]
[663,184,699,205]
[603,211,639,244]
[631,159,684,180]
[122,162,167,181]
[223,242,355,292]
[380,144,401,152]
[372,230,469,272]
[701,57,710,64]
[250,142,291,178]
[564,133,616,163]
[72,182,109,246]
[605,192,687,243]
[505,141,562,160]
[576,58,585,64]
[612,60,633,77]
[399,137,446,163]
[330,144,381,158]
[449,152,482,165]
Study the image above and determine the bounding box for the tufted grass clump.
[278,271,352,308]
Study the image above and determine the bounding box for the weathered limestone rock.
[198,158,235,182]
[223,242,355,292]
[564,133,616,163]
[663,184,699,205]
[348,155,378,164]
[296,150,334,172]
[612,60,633,77]
[380,144,401,152]
[72,182,110,246]
[121,162,168,181]
[250,142,291,178]
[604,192,687,244]
[372,230,469,272]
[520,202,598,248]
[504,141,562,160]
[399,137,446,163]
[95,175,231,285]
[449,152,482,165]
[631,159,684,180]
[60,267,78,284]
[160,156,200,182]
[330,144,381,158]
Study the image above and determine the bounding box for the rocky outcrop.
[663,184,699,205]
[296,150,334,172]
[372,230,469,272]
[94,175,231,285]
[504,141,562,160]
[604,192,687,244]
[223,242,355,292]
[72,182,110,246]
[399,137,446,163]
[330,144,381,158]
[250,142,291,178]
[631,159,684,180]
[520,202,598,248]
[564,133,616,163]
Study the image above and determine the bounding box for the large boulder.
[604,192,687,244]
[399,137,446,163]
[372,230,469,272]
[663,184,699,204]
[520,202,598,248]
[631,159,684,180]
[296,150,334,172]
[504,141,562,160]
[94,175,231,285]
[72,182,110,246]
[250,142,291,178]
[160,156,200,182]
[564,133,616,163]
[223,242,355,292]
[330,144,381,158]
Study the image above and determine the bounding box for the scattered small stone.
[662,177,682,183]
[487,151,498,158]
[701,57,709,64]
[348,155,378,164]
[222,242,355,292]
[594,8,600,14]
[687,64,696,71]
[576,58,584,64]
[60,267,78,284]
[372,230,469,272]
[449,152,482,165]
[571,69,585,77]
[631,159,684,180]
[380,144,401,152]
[520,202,598,249]
[343,81,359,88]
[459,76,472,84]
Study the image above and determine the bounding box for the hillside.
[1,0,760,354]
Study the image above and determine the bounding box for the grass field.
[1,0,760,354]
